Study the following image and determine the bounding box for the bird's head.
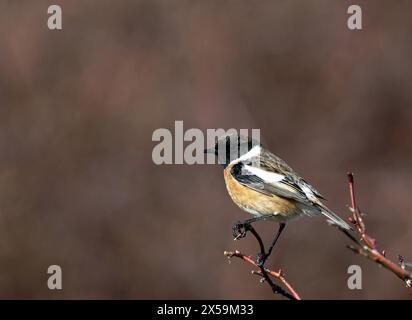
[204,133,260,167]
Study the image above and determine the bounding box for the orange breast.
[223,165,300,221]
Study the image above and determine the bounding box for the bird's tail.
[318,205,353,231]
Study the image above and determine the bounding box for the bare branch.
[342,172,412,288]
[224,223,301,300]
[224,250,301,300]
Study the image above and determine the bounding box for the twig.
[342,172,412,288]
[224,224,301,300]
[224,250,301,300]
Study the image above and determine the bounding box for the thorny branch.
[224,224,301,300]
[342,172,412,289]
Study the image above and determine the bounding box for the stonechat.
[205,133,352,266]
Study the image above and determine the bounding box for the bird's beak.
[204,148,215,154]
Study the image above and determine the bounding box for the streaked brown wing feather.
[259,151,326,200]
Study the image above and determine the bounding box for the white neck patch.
[229,145,261,165]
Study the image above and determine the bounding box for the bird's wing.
[230,162,313,205]
[259,151,326,200]
[299,178,326,200]
[231,153,352,230]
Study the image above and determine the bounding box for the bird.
[205,133,352,266]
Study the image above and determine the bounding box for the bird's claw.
[232,221,249,240]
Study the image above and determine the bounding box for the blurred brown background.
[0,0,411,299]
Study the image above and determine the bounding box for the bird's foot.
[232,221,250,240]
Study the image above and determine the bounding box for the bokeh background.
[0,0,411,299]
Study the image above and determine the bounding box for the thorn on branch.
[340,172,412,290]
[224,239,301,300]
